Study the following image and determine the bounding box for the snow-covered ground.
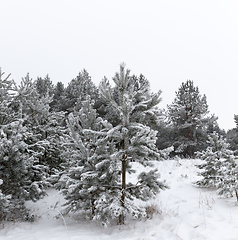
[1,159,238,240]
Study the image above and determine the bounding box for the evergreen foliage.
[38,111,67,173]
[16,74,65,172]
[0,177,30,221]
[227,128,238,154]
[64,69,99,113]
[155,120,176,152]
[0,69,18,125]
[99,64,167,224]
[35,75,54,98]
[196,132,230,187]
[55,97,118,223]
[196,132,238,200]
[0,120,48,201]
[16,75,51,159]
[0,179,11,220]
[216,154,238,200]
[226,115,238,154]
[3,64,236,223]
[0,120,48,220]
[0,71,51,221]
[50,82,66,112]
[167,80,215,156]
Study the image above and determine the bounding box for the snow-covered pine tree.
[0,120,48,220]
[50,81,66,112]
[55,96,119,223]
[0,72,55,221]
[226,115,238,154]
[216,153,238,200]
[0,70,30,221]
[64,69,99,113]
[40,111,67,173]
[0,69,18,125]
[99,64,167,224]
[227,128,238,154]
[35,75,54,98]
[16,74,64,172]
[196,132,238,200]
[196,132,230,187]
[167,80,216,156]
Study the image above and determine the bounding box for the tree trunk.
[235,189,238,202]
[119,139,127,224]
[119,158,126,224]
[186,126,193,156]
[91,195,95,217]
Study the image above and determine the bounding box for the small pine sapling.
[196,132,238,201]
[216,154,238,200]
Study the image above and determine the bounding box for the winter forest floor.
[1,159,238,240]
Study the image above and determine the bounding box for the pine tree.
[99,64,167,224]
[55,97,118,223]
[196,132,230,187]
[50,82,66,112]
[167,80,215,156]
[196,132,238,200]
[0,72,55,220]
[227,128,238,154]
[16,74,60,170]
[0,70,30,220]
[216,154,238,200]
[64,69,99,113]
[0,69,18,125]
[227,115,238,154]
[35,75,54,98]
[0,120,48,220]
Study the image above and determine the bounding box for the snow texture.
[1,159,238,240]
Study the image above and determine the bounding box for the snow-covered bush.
[196,132,238,200]
[216,155,238,199]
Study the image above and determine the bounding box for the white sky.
[1,0,238,130]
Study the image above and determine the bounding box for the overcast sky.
[1,0,238,130]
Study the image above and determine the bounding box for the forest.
[1,63,238,225]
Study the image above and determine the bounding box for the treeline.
[0,64,237,224]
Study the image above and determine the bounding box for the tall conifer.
[99,64,167,224]
[168,80,215,156]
